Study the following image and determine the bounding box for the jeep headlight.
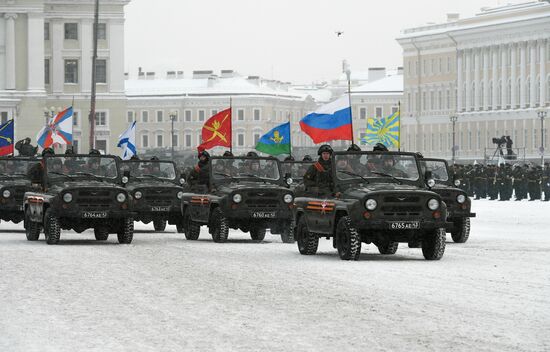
[63,193,73,203]
[427,198,440,211]
[454,179,461,187]
[365,198,377,211]
[116,193,127,203]
[177,191,184,199]
[283,194,293,204]
[2,189,11,198]
[134,191,142,199]
[456,194,466,204]
[232,193,242,203]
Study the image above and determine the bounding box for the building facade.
[0,0,129,154]
[397,1,550,162]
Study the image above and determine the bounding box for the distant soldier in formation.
[542,163,550,201]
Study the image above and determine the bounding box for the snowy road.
[1,201,549,352]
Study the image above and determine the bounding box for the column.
[4,13,17,90]
[109,19,125,93]
[510,43,517,108]
[500,44,508,108]
[457,50,463,112]
[540,39,547,106]
[27,13,45,91]
[474,48,481,110]
[465,49,472,111]
[483,47,490,110]
[81,19,93,93]
[529,40,537,107]
[519,41,527,108]
[492,45,500,109]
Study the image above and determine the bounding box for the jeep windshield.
[45,156,119,182]
[420,159,450,184]
[211,157,281,184]
[334,152,421,185]
[121,160,176,181]
[0,159,34,178]
[281,161,313,181]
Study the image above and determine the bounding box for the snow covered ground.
[0,200,549,352]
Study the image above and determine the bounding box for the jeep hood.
[343,184,439,199]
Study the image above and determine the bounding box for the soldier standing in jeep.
[188,151,210,187]
[304,144,334,193]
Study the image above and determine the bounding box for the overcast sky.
[124,0,523,84]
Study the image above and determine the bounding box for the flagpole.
[346,70,354,146]
[398,101,401,152]
[229,96,233,155]
[88,0,99,151]
[288,112,292,159]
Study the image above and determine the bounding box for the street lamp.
[43,106,58,124]
[450,114,458,164]
[169,110,177,160]
[538,108,547,166]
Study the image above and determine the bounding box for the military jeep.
[0,157,35,225]
[23,155,135,244]
[181,156,295,243]
[294,151,448,261]
[419,158,475,243]
[120,159,184,232]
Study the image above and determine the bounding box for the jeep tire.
[422,228,446,260]
[94,228,109,241]
[250,228,266,241]
[451,217,470,243]
[280,221,295,244]
[117,218,134,244]
[153,219,167,232]
[336,216,361,261]
[25,209,41,241]
[210,208,229,243]
[296,216,318,255]
[44,208,61,245]
[377,241,398,255]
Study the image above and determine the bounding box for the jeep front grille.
[14,188,27,203]
[76,189,112,209]
[244,191,280,208]
[381,194,424,217]
[143,189,175,206]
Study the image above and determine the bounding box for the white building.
[397,1,550,162]
[0,0,129,154]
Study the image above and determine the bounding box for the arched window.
[497,80,502,108]
[516,78,521,107]
[488,83,493,107]
[471,82,476,110]
[462,83,467,110]
[480,82,484,110]
[507,79,512,108]
[535,75,540,107]
[526,77,530,106]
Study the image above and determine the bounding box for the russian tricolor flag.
[299,96,353,144]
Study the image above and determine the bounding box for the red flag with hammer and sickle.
[197,108,232,152]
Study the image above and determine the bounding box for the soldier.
[512,164,524,200]
[527,165,542,201]
[464,165,474,196]
[188,151,210,187]
[304,144,334,193]
[15,137,38,157]
[496,164,509,200]
[473,164,484,199]
[487,164,498,200]
[28,147,55,189]
[542,163,550,201]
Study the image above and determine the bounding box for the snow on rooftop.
[352,74,403,94]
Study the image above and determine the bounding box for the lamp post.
[169,110,177,160]
[538,108,547,166]
[43,106,57,124]
[450,114,458,164]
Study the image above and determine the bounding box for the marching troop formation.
[0,142,486,261]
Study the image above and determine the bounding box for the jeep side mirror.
[122,170,130,185]
[424,171,435,188]
[179,174,186,185]
[284,172,293,186]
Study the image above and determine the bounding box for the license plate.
[251,211,276,219]
[151,206,170,212]
[388,221,420,230]
[82,211,108,219]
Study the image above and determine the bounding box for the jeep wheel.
[176,223,185,234]
[296,216,318,255]
[377,242,398,255]
[451,217,470,243]
[153,219,167,232]
[44,209,61,245]
[336,216,361,261]
[422,228,446,260]
[25,209,41,241]
[94,228,109,241]
[117,218,134,244]
[250,228,266,241]
[280,221,295,244]
[210,208,229,243]
[183,208,200,240]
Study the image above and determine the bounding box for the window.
[237,133,245,147]
[73,139,79,153]
[172,134,178,148]
[95,140,107,154]
[73,111,79,127]
[237,109,244,121]
[533,129,537,149]
[95,59,107,83]
[44,22,50,40]
[157,134,164,148]
[359,107,367,119]
[253,133,261,145]
[64,59,78,83]
[211,109,218,117]
[1,111,8,124]
[95,111,107,126]
[184,110,192,122]
[253,109,261,121]
[97,23,106,40]
[447,57,451,73]
[127,111,134,123]
[446,89,451,109]
[391,106,398,115]
[359,132,367,145]
[64,23,78,40]
[468,131,472,150]
[375,107,383,118]
[142,135,149,148]
[430,91,435,110]
[185,134,192,147]
[422,92,427,110]
[44,59,50,85]
[157,110,163,122]
[198,110,205,122]
[438,91,442,110]
[142,111,149,123]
